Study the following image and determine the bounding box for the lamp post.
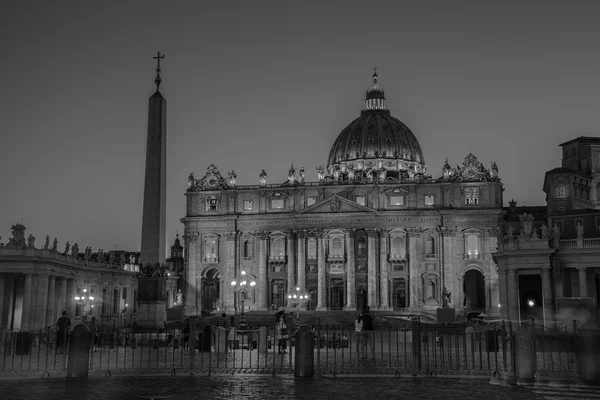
[74,288,95,320]
[230,270,255,329]
[288,286,309,325]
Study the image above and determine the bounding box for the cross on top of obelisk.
[153,51,166,90]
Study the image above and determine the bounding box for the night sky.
[2,1,600,254]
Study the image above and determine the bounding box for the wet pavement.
[0,375,553,400]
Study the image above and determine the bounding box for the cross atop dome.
[153,51,165,91]
[365,68,387,111]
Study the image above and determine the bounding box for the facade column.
[316,230,327,311]
[286,231,296,306]
[541,267,554,327]
[406,228,421,309]
[224,231,237,313]
[28,275,39,330]
[184,232,199,316]
[484,273,491,312]
[297,231,306,292]
[20,274,33,331]
[46,275,56,327]
[578,267,588,297]
[6,277,16,330]
[345,229,356,311]
[507,269,519,325]
[0,275,5,331]
[34,274,49,330]
[56,278,67,317]
[379,230,389,310]
[257,231,268,310]
[367,229,378,309]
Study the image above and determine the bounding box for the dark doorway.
[519,274,543,321]
[308,289,316,311]
[464,269,486,310]
[201,268,220,312]
[392,278,407,309]
[329,280,344,310]
[271,280,285,309]
[357,289,367,312]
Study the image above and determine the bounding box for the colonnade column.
[406,227,421,309]
[541,267,554,327]
[66,279,75,320]
[184,232,199,316]
[286,231,296,306]
[0,275,4,330]
[224,231,237,313]
[56,278,66,317]
[46,275,56,327]
[316,230,326,311]
[379,230,389,310]
[367,229,378,309]
[257,231,268,310]
[34,274,49,330]
[297,231,306,292]
[507,269,519,325]
[345,229,356,311]
[29,275,39,330]
[20,274,33,331]
[578,267,588,297]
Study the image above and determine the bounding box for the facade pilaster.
[257,231,269,310]
[21,274,33,331]
[296,230,306,292]
[46,275,56,327]
[345,229,356,311]
[34,274,49,330]
[367,229,378,308]
[497,269,508,319]
[541,267,554,327]
[578,267,588,297]
[439,226,458,304]
[406,227,422,309]
[507,269,519,324]
[316,230,327,311]
[0,275,5,330]
[184,231,199,316]
[224,231,237,312]
[379,230,389,310]
[286,231,296,306]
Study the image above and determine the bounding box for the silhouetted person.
[55,311,71,355]
[361,306,375,359]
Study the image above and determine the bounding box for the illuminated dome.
[326,71,426,180]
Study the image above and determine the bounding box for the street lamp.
[231,270,256,328]
[287,286,309,325]
[74,288,95,320]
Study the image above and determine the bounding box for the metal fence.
[0,318,582,378]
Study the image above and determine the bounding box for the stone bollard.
[67,323,92,379]
[294,325,314,377]
[513,326,534,382]
[577,320,600,383]
[258,326,268,353]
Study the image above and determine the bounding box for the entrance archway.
[392,278,407,309]
[329,279,344,310]
[201,268,220,313]
[464,269,486,310]
[356,289,367,312]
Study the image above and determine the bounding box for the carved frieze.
[437,226,458,237]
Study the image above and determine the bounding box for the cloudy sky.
[1,1,599,253]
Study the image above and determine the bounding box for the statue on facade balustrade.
[120,252,126,266]
[227,170,237,187]
[6,223,26,249]
[378,167,387,181]
[288,164,296,184]
[316,165,326,182]
[71,243,79,257]
[175,289,184,306]
[43,235,50,249]
[27,234,35,248]
[519,213,535,240]
[552,224,561,241]
[365,168,374,181]
[187,172,195,188]
[347,165,355,181]
[442,287,452,308]
[259,169,268,186]
[129,254,136,264]
[506,225,515,242]
[52,238,58,252]
[108,251,115,266]
[97,249,104,266]
[63,241,70,256]
[298,166,305,183]
[576,222,584,239]
[333,165,342,181]
[84,246,91,266]
[491,162,499,179]
[540,223,549,240]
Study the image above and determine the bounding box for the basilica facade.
[182,73,505,318]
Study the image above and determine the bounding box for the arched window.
[331,237,343,256]
[357,237,367,258]
[425,237,435,255]
[466,235,479,259]
[271,238,284,257]
[243,239,252,259]
[307,238,317,260]
[391,236,405,258]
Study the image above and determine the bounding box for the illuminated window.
[390,195,404,206]
[244,200,253,210]
[271,199,284,209]
[356,196,366,206]
[271,238,284,257]
[465,188,479,205]
[391,235,405,258]
[466,234,480,259]
[424,195,435,206]
[357,237,367,258]
[307,238,317,259]
[306,197,317,207]
[331,237,343,256]
[205,197,218,211]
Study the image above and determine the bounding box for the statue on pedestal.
[98,249,104,266]
[120,252,126,266]
[84,246,91,266]
[175,289,184,307]
[259,169,268,186]
[6,224,26,249]
[288,165,296,184]
[129,254,136,264]
[71,243,79,257]
[187,173,195,188]
[576,222,584,239]
[63,241,70,256]
[347,165,355,181]
[552,224,561,241]
[228,170,237,187]
[27,234,35,248]
[316,165,325,182]
[108,251,115,266]
[52,238,58,252]
[540,223,549,240]
[442,287,452,308]
[299,167,305,183]
[44,235,50,249]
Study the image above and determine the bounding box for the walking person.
[275,311,288,354]
[55,311,71,355]
[354,313,364,358]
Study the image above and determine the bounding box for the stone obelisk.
[137,52,167,331]
[140,51,167,266]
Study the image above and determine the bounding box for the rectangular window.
[557,206,565,212]
[271,199,284,209]
[465,188,479,205]
[306,197,317,207]
[356,196,366,206]
[390,195,404,206]
[424,195,435,206]
[244,200,253,210]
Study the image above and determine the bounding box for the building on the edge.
[494,137,600,327]
[182,72,505,319]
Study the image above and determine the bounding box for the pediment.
[296,194,376,214]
